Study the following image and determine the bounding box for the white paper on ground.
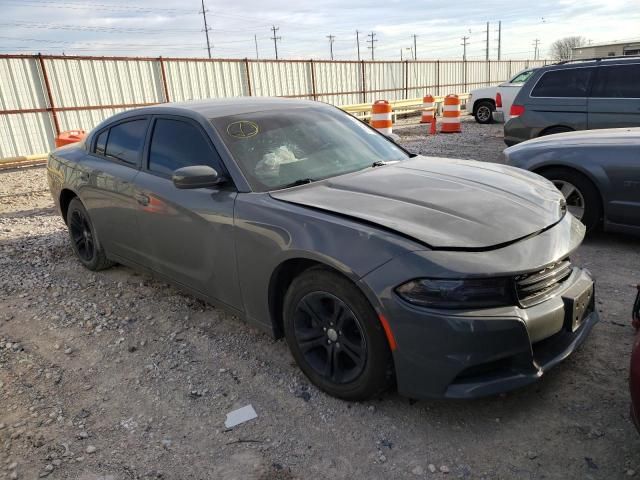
[224,404,258,428]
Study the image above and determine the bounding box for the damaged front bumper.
[361,214,599,399]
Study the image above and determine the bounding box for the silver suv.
[504,56,640,146]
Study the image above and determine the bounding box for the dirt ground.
[1,116,639,480]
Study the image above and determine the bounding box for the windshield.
[210,106,409,192]
[509,70,535,84]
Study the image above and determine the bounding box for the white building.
[572,40,640,59]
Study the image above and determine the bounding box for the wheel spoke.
[298,335,326,354]
[340,336,364,365]
[559,182,576,200]
[300,298,325,326]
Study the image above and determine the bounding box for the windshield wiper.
[371,160,387,167]
[280,178,315,189]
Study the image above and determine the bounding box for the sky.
[1,0,639,60]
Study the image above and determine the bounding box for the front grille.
[515,259,573,307]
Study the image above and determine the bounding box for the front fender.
[233,193,422,333]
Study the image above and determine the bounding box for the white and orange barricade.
[440,94,461,133]
[420,94,435,124]
[371,100,393,135]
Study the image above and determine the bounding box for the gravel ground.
[1,116,639,480]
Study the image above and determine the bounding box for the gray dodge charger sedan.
[47,98,598,400]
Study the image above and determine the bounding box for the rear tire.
[66,197,114,271]
[474,101,494,124]
[283,268,393,400]
[539,167,602,233]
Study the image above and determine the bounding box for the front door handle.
[135,193,150,206]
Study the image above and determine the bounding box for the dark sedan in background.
[504,127,640,235]
[47,98,598,401]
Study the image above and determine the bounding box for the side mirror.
[172,165,226,189]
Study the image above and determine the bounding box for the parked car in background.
[468,68,537,124]
[630,285,640,433]
[504,56,640,146]
[47,97,599,401]
[503,127,640,235]
[493,69,537,123]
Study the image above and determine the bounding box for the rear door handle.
[135,193,150,206]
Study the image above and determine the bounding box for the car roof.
[135,97,325,119]
[539,55,640,71]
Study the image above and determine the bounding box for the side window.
[591,64,640,98]
[510,70,533,84]
[104,119,147,165]
[94,129,108,156]
[531,68,594,97]
[148,118,221,176]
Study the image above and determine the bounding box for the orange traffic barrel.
[440,95,461,133]
[55,129,87,148]
[371,100,393,135]
[420,94,435,124]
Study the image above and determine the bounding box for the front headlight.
[395,278,514,309]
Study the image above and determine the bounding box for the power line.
[270,25,281,60]
[199,0,212,59]
[326,34,335,60]
[367,31,377,60]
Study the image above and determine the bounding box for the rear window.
[531,68,594,97]
[104,119,147,165]
[591,64,640,98]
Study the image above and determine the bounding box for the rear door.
[132,115,242,310]
[79,117,149,263]
[588,63,640,129]
[528,67,595,131]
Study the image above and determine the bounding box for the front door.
[132,116,242,311]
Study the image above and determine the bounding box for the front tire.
[540,168,602,233]
[283,268,393,400]
[474,101,494,124]
[66,197,114,271]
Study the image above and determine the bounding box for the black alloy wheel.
[66,197,114,271]
[69,208,95,262]
[292,291,367,384]
[283,268,393,400]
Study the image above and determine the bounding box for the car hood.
[270,156,566,250]
[508,127,640,149]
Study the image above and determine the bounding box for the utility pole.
[532,39,540,60]
[400,48,403,61]
[484,22,490,61]
[199,0,212,59]
[496,20,502,60]
[356,30,361,61]
[270,25,281,60]
[367,31,377,61]
[327,34,335,60]
[412,34,417,60]
[461,35,469,61]
[254,34,259,59]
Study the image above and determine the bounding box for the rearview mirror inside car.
[172,165,226,189]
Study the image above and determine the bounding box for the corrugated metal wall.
[0,55,548,158]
